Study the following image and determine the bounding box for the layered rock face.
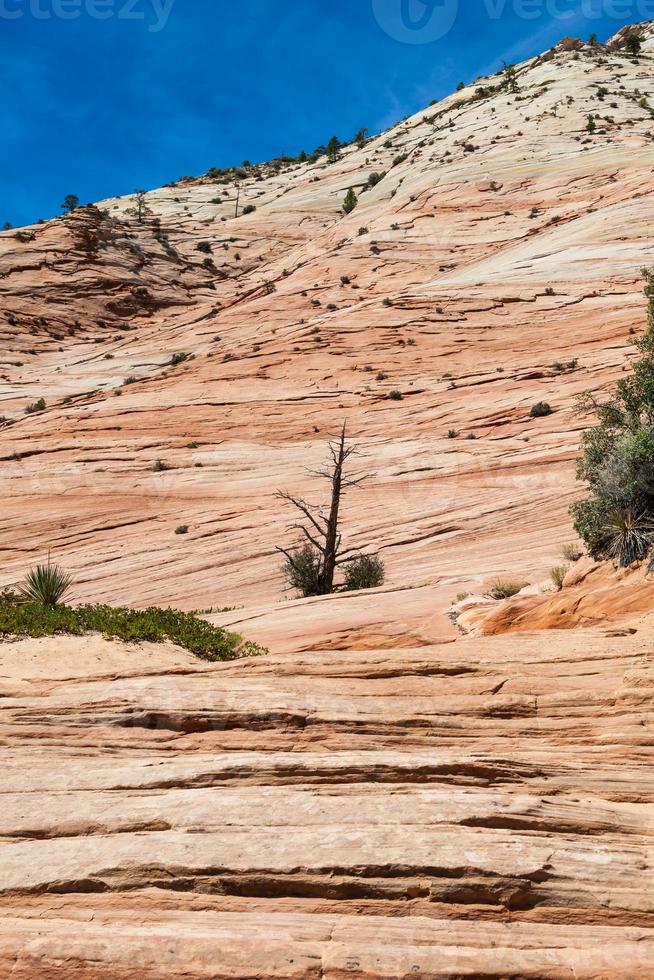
[1,622,653,977]
[2,24,654,978]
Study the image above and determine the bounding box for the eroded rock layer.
[0,624,653,976]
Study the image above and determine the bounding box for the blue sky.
[0,0,642,227]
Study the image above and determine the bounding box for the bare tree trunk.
[319,425,346,594]
[276,424,370,596]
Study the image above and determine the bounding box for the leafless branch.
[276,545,298,564]
[275,491,328,533]
[291,523,326,554]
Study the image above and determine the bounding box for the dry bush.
[562,542,583,562]
[550,564,570,591]
[484,578,527,600]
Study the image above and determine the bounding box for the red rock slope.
[2,24,654,978]
[2,26,654,629]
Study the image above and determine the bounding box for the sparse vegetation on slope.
[4,20,654,616]
[0,590,265,660]
[573,268,654,567]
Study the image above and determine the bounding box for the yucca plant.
[17,557,73,607]
[601,510,654,567]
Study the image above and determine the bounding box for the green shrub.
[25,398,46,414]
[282,544,322,597]
[572,268,654,567]
[170,352,189,366]
[342,554,385,591]
[283,545,384,596]
[366,172,385,188]
[326,136,341,162]
[343,188,358,214]
[61,194,79,213]
[553,359,578,373]
[530,401,553,418]
[242,204,256,215]
[0,592,265,660]
[625,33,642,56]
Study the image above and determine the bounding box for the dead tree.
[276,424,371,596]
